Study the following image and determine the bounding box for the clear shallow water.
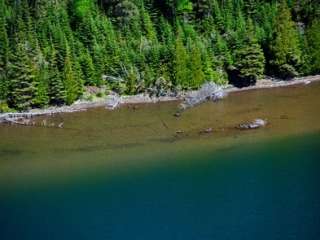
[1,82,320,239]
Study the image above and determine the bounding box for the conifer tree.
[0,0,318,109]
[211,0,224,32]
[48,47,66,106]
[233,19,265,87]
[244,0,257,17]
[141,8,157,42]
[0,1,9,100]
[52,27,68,71]
[8,43,36,110]
[64,44,78,105]
[190,42,205,88]
[270,0,302,79]
[176,0,193,23]
[73,57,85,98]
[74,0,94,18]
[80,49,96,85]
[174,32,190,88]
[33,45,49,107]
[92,42,105,86]
[306,20,320,74]
[203,48,226,84]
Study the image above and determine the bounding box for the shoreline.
[0,75,320,123]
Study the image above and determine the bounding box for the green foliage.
[233,19,266,86]
[113,0,140,25]
[0,0,319,110]
[305,20,320,74]
[79,49,97,85]
[0,101,11,113]
[174,32,190,88]
[8,43,36,111]
[64,44,79,105]
[190,42,205,88]
[177,0,193,14]
[0,1,9,100]
[48,54,66,106]
[269,0,302,79]
[74,0,94,18]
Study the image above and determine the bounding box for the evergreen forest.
[0,0,320,110]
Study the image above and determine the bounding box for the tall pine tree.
[270,0,302,79]
[0,0,9,100]
[233,19,266,87]
[48,46,66,106]
[174,31,190,88]
[8,43,36,110]
[190,42,205,88]
[306,20,320,74]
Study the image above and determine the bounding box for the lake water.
[1,83,320,239]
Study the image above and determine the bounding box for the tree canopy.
[0,0,319,110]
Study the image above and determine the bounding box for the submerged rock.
[238,119,267,130]
[200,128,213,134]
[180,82,226,110]
[174,112,181,118]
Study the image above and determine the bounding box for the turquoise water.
[1,132,320,240]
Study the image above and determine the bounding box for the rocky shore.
[1,75,319,125]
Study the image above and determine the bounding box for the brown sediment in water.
[0,81,320,189]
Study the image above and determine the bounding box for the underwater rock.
[174,112,181,118]
[238,119,267,130]
[200,128,213,134]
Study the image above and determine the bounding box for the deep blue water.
[1,133,320,240]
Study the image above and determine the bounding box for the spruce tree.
[211,0,224,32]
[176,0,193,23]
[0,2,9,100]
[244,0,257,17]
[92,42,105,86]
[73,57,85,98]
[203,49,226,85]
[80,49,96,85]
[233,19,265,87]
[174,32,190,88]
[306,20,320,74]
[64,43,78,105]
[0,0,318,110]
[190,42,205,88]
[270,0,302,79]
[141,8,157,42]
[8,43,36,110]
[33,45,49,107]
[48,47,66,106]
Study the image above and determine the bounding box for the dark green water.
[1,133,320,240]
[1,82,320,239]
